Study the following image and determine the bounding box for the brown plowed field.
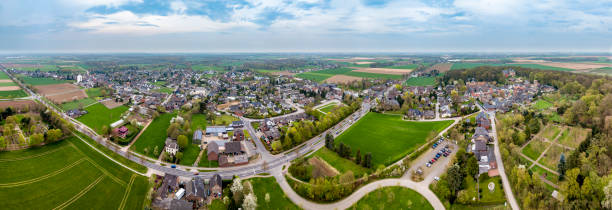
[34,83,87,103]
[0,100,37,109]
[427,63,453,73]
[308,157,339,178]
[271,71,295,76]
[324,75,363,83]
[351,67,413,75]
[101,99,125,109]
[0,86,21,91]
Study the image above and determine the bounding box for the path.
[488,111,520,210]
[120,119,152,152]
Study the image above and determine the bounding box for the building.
[233,129,244,141]
[113,126,129,139]
[230,120,244,128]
[193,129,203,144]
[205,126,227,137]
[165,140,179,156]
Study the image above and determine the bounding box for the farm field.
[190,114,207,131]
[521,139,550,160]
[405,76,436,86]
[296,67,403,82]
[245,177,300,210]
[0,137,148,210]
[532,99,553,110]
[295,72,333,82]
[427,63,453,73]
[131,113,176,158]
[590,67,612,75]
[0,100,37,109]
[349,186,433,210]
[449,63,574,71]
[76,103,129,134]
[335,112,453,166]
[351,67,412,75]
[324,75,362,83]
[86,88,103,98]
[0,71,11,79]
[60,98,97,110]
[20,76,71,85]
[383,64,419,69]
[557,127,590,148]
[0,90,28,98]
[34,83,87,104]
[309,147,370,177]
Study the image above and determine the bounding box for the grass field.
[405,76,436,86]
[449,63,574,71]
[245,177,300,210]
[0,81,17,86]
[131,113,176,158]
[0,137,148,209]
[538,144,567,171]
[478,174,506,204]
[557,127,590,148]
[296,67,403,82]
[531,164,559,185]
[295,72,332,82]
[191,114,207,131]
[532,99,553,110]
[521,139,550,160]
[0,90,28,98]
[317,103,338,114]
[212,114,238,126]
[86,88,103,98]
[20,76,71,85]
[335,112,453,166]
[384,64,419,69]
[178,144,201,166]
[539,125,563,140]
[61,98,97,110]
[310,147,371,177]
[349,186,433,210]
[77,103,129,134]
[0,71,10,79]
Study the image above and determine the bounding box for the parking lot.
[407,137,457,182]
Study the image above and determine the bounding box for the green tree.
[46,129,63,143]
[29,133,44,146]
[355,149,362,165]
[447,163,464,196]
[0,136,6,149]
[175,152,183,163]
[177,135,188,149]
[271,141,282,151]
[362,152,372,168]
[557,154,567,181]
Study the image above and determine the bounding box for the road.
[487,110,520,210]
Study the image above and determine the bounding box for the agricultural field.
[521,139,550,160]
[295,72,333,82]
[383,64,419,69]
[0,90,28,98]
[449,63,574,71]
[190,114,207,131]
[324,75,362,83]
[531,99,553,110]
[0,71,11,79]
[243,177,300,210]
[405,76,436,86]
[335,112,453,166]
[6,64,60,71]
[309,147,370,177]
[351,67,412,75]
[296,67,403,82]
[557,126,590,148]
[131,113,176,158]
[590,67,612,75]
[85,88,104,98]
[60,98,97,111]
[0,137,149,209]
[76,103,129,134]
[34,83,87,104]
[349,186,433,210]
[20,76,71,85]
[191,64,225,71]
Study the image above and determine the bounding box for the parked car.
[426,163,432,167]
[171,165,176,168]
[434,176,440,181]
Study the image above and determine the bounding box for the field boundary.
[118,174,137,210]
[0,158,86,187]
[0,146,67,162]
[52,175,105,210]
[71,132,147,176]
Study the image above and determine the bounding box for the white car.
[426,163,432,167]
[434,176,440,181]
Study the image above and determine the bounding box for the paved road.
[488,110,520,210]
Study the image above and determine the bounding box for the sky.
[0,0,610,53]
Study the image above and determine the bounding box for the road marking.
[0,158,86,187]
[0,146,67,162]
[118,174,136,210]
[52,175,105,210]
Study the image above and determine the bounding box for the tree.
[447,163,464,196]
[242,193,257,210]
[46,129,63,143]
[101,125,110,137]
[271,141,282,151]
[0,136,6,149]
[362,152,372,168]
[167,123,180,139]
[177,135,188,149]
[231,177,244,203]
[602,180,612,209]
[557,154,567,181]
[153,146,159,156]
[175,152,183,163]
[265,193,270,204]
[325,133,334,149]
[29,133,44,146]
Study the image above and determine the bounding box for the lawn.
[190,114,207,131]
[60,98,97,110]
[521,139,550,160]
[0,90,28,98]
[198,150,219,167]
[0,137,148,209]
[557,127,590,148]
[76,103,129,134]
[245,177,300,210]
[317,103,338,114]
[538,144,567,171]
[531,164,559,185]
[532,99,553,110]
[478,174,506,204]
[405,76,436,86]
[212,114,238,126]
[178,144,201,166]
[20,76,71,85]
[131,113,176,158]
[539,125,563,141]
[310,147,371,177]
[349,186,434,210]
[335,112,453,166]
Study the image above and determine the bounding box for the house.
[224,141,243,155]
[424,110,435,119]
[207,141,222,161]
[66,109,87,118]
[165,140,179,156]
[472,127,491,142]
[113,126,129,139]
[209,174,223,199]
[230,120,244,128]
[193,129,203,144]
[476,112,491,129]
[233,129,244,141]
[472,139,489,162]
[185,177,207,207]
[157,174,179,199]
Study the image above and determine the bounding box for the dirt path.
[121,120,152,152]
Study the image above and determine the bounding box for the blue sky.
[0,0,610,53]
